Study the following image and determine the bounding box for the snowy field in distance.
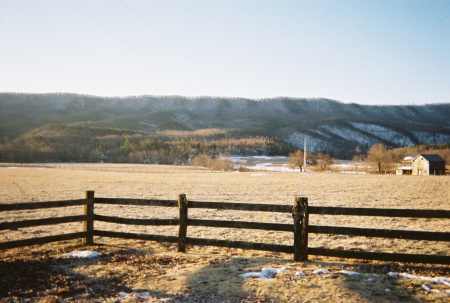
[226,156,367,174]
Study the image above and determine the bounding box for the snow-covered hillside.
[1,93,449,157]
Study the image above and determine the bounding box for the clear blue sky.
[1,0,449,105]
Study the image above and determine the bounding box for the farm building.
[396,156,414,175]
[411,154,446,176]
[397,154,446,176]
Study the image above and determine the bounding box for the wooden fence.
[1,191,449,264]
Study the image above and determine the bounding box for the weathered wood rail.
[0,198,90,250]
[1,191,449,264]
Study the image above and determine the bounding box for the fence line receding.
[0,191,449,264]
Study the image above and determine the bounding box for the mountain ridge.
[1,93,449,158]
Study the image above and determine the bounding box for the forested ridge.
[0,93,449,163]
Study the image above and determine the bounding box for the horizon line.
[1,91,448,107]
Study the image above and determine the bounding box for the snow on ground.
[239,267,450,295]
[228,156,369,173]
[312,269,331,275]
[227,156,302,173]
[239,267,287,279]
[388,272,450,286]
[337,270,363,276]
[119,291,150,298]
[60,250,101,258]
[55,250,450,296]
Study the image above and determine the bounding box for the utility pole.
[303,137,307,172]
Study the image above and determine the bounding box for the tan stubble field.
[1,164,449,302]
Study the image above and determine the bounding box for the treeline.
[0,123,291,164]
[1,123,448,169]
[388,143,450,162]
[356,143,450,163]
[355,143,450,174]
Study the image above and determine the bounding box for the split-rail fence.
[1,191,449,264]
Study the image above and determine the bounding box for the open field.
[1,164,449,302]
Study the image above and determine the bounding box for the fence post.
[178,194,188,252]
[83,191,95,245]
[292,197,308,261]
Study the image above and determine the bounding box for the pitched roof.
[415,154,446,162]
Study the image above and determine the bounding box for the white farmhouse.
[411,154,446,176]
[397,154,446,176]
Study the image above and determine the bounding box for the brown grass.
[1,164,449,302]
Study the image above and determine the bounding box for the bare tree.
[192,152,233,171]
[289,150,304,171]
[366,143,390,174]
[314,153,334,171]
[192,153,210,167]
[352,154,365,173]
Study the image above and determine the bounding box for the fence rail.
[0,199,88,211]
[309,225,449,241]
[309,206,450,218]
[95,198,178,207]
[0,233,88,250]
[1,191,449,264]
[0,215,89,230]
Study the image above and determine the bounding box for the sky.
[1,0,449,105]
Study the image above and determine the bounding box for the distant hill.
[1,93,449,159]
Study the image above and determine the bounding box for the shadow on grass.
[339,261,450,303]
[0,249,134,301]
[1,243,448,303]
[0,241,185,301]
[181,252,450,303]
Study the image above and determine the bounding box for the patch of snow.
[337,270,362,276]
[313,269,363,276]
[350,122,415,146]
[239,267,287,279]
[340,171,367,174]
[388,272,450,295]
[250,156,276,160]
[313,269,331,275]
[388,272,450,285]
[422,284,431,292]
[422,284,445,294]
[241,268,450,295]
[227,156,302,173]
[319,125,378,146]
[287,132,332,153]
[61,250,101,258]
[119,291,150,298]
[387,272,399,278]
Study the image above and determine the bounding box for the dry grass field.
[1,164,449,302]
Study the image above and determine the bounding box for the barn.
[411,154,446,176]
